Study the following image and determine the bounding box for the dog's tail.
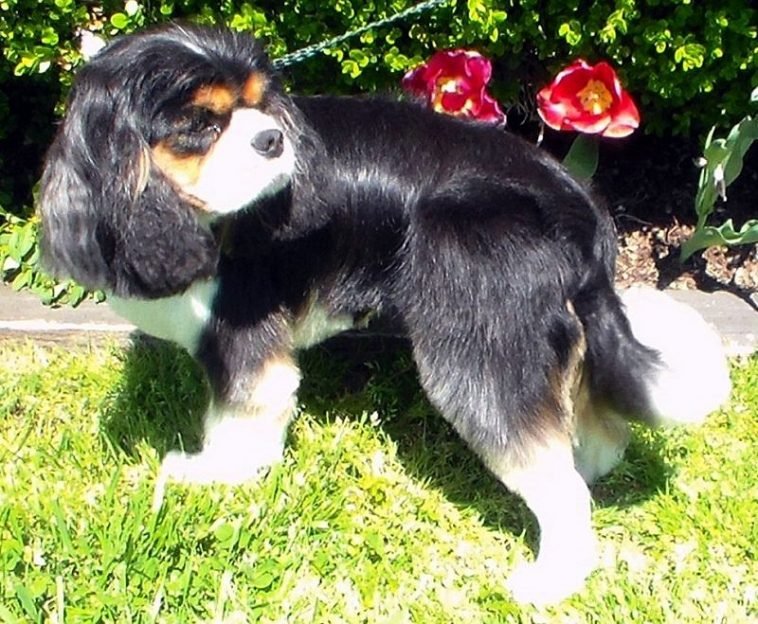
[578,286,731,427]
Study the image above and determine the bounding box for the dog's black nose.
[251,129,284,158]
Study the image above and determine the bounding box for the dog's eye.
[185,112,222,136]
[160,108,225,155]
[204,122,222,136]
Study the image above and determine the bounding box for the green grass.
[0,338,755,623]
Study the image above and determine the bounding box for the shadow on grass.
[296,335,674,544]
[100,331,672,545]
[100,335,208,458]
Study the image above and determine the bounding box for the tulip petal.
[611,90,641,127]
[401,66,429,95]
[601,122,636,138]
[568,114,611,135]
[464,52,492,84]
[536,58,640,138]
[552,58,592,85]
[477,94,506,123]
[538,99,572,131]
[439,90,470,113]
[594,62,624,100]
[551,69,594,104]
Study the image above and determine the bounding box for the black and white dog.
[38,24,730,605]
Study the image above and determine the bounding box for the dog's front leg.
[153,337,300,510]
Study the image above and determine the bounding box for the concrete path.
[0,286,134,345]
[0,284,755,356]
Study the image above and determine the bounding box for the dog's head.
[39,24,298,298]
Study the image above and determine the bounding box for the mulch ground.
[587,133,758,300]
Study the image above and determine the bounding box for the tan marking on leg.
[537,299,588,440]
[573,397,630,484]
[243,354,302,423]
[291,294,355,349]
[562,300,630,483]
[562,299,588,420]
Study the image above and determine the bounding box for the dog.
[38,24,731,605]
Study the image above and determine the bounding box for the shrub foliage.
[0,0,756,301]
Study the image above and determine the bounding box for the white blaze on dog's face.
[151,74,295,216]
[184,107,294,214]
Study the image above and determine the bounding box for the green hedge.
[0,0,755,302]
[2,0,756,208]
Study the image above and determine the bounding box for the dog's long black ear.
[38,59,219,299]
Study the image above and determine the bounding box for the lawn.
[0,337,755,623]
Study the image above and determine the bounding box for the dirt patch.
[586,132,757,300]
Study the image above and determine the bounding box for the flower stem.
[562,134,599,179]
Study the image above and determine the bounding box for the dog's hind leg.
[412,349,599,605]
[409,296,599,604]
[483,438,598,605]
[572,387,631,485]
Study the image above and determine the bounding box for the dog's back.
[292,94,728,428]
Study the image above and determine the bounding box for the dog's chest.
[291,300,356,350]
[108,280,218,352]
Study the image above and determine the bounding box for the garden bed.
[594,133,758,298]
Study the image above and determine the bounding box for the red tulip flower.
[402,50,505,125]
[537,59,640,138]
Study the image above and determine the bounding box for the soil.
[584,133,757,305]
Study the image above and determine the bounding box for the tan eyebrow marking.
[191,83,236,115]
[241,72,268,107]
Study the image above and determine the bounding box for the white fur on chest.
[291,301,355,350]
[108,280,218,352]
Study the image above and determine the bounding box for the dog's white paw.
[506,560,588,606]
[506,536,598,606]
[152,442,283,512]
[151,407,293,512]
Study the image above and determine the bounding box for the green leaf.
[558,20,583,46]
[213,521,235,546]
[341,59,362,79]
[68,284,87,306]
[40,28,59,46]
[365,531,385,557]
[14,584,39,621]
[0,605,18,624]
[703,124,717,150]
[110,13,129,30]
[694,115,757,225]
[680,219,758,261]
[15,224,36,259]
[11,269,30,290]
[2,256,20,273]
[562,134,599,179]
[250,569,275,590]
